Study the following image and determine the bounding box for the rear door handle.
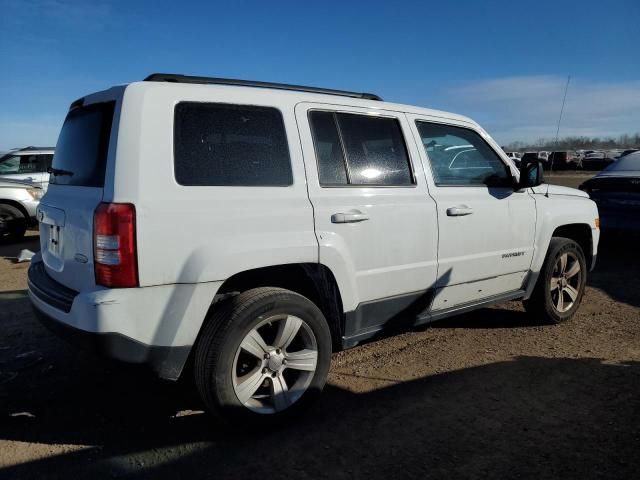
[331,211,369,223]
[446,205,473,216]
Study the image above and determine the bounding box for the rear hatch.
[38,100,116,292]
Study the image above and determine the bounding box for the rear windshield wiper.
[48,167,74,177]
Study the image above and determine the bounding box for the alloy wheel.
[232,314,318,414]
[550,252,582,313]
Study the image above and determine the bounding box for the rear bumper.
[28,258,222,380]
[31,304,191,379]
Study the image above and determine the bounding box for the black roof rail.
[143,73,383,101]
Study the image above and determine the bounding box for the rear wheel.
[194,287,332,425]
[0,204,27,243]
[524,237,587,324]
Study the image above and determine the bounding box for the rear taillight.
[93,203,138,288]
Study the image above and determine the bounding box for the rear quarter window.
[51,102,115,187]
[174,102,293,186]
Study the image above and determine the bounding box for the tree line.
[505,132,640,152]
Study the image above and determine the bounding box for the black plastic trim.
[144,73,382,101]
[421,289,526,323]
[69,97,85,111]
[342,289,526,348]
[31,302,191,381]
[27,262,77,313]
[342,290,434,348]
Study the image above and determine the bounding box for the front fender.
[524,194,599,298]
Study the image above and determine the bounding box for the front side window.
[416,122,511,187]
[309,111,414,186]
[174,103,293,186]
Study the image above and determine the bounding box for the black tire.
[194,287,332,426]
[0,204,27,244]
[523,237,587,324]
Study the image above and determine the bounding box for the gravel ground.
[1,173,638,479]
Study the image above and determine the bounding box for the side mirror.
[518,161,544,189]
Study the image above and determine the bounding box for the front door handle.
[446,205,473,216]
[331,211,369,223]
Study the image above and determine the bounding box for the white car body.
[0,179,42,218]
[28,77,600,379]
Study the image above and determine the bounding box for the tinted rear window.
[174,102,293,186]
[51,102,114,187]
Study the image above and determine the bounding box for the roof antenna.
[554,75,571,144]
[550,75,572,177]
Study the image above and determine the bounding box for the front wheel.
[194,287,332,426]
[0,204,27,244]
[524,237,587,324]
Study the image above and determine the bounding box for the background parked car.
[520,152,541,167]
[0,146,54,190]
[619,149,639,158]
[579,152,640,231]
[548,151,579,170]
[520,151,554,170]
[538,151,550,163]
[504,151,522,166]
[0,178,43,242]
[581,151,610,170]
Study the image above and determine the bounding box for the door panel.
[296,103,438,314]
[433,186,536,287]
[407,115,536,310]
[430,271,527,310]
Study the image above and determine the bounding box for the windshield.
[50,102,115,187]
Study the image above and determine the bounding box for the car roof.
[5,146,55,155]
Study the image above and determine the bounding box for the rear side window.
[174,103,293,186]
[0,155,42,174]
[51,102,115,187]
[41,154,54,169]
[308,111,348,185]
[309,111,414,186]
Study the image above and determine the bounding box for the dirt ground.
[1,173,638,479]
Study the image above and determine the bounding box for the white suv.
[28,74,600,424]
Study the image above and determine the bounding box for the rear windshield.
[50,102,115,187]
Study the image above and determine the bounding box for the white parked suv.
[29,74,600,424]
